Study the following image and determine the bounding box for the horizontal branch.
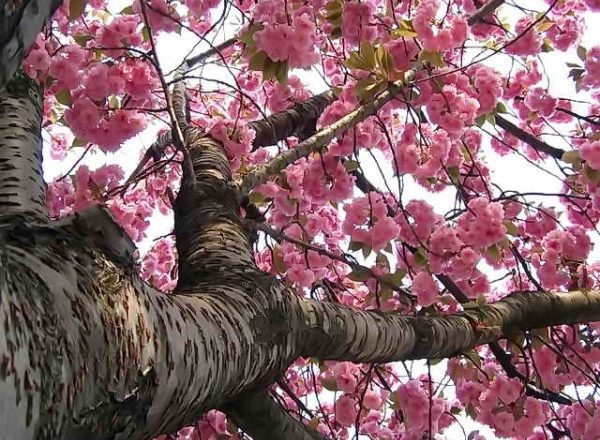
[296,290,600,363]
[467,0,504,25]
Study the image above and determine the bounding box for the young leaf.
[69,0,88,21]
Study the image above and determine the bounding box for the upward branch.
[240,78,410,195]
[0,71,47,222]
[249,90,338,149]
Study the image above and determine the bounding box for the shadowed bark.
[249,90,338,149]
[0,0,63,92]
[241,79,409,194]
[225,390,328,440]
[496,115,565,160]
[0,204,301,439]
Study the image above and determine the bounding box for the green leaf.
[331,27,342,39]
[583,163,600,184]
[343,160,359,172]
[348,268,371,282]
[375,45,395,79]
[142,26,151,43]
[56,89,72,106]
[447,166,460,183]
[475,114,487,127]
[346,52,374,72]
[249,50,268,71]
[486,113,496,126]
[359,41,375,67]
[73,34,93,46]
[324,0,342,25]
[262,58,288,83]
[273,247,287,274]
[382,269,406,287]
[414,247,428,268]
[354,77,388,103]
[577,45,588,61]
[503,221,518,237]
[541,38,553,53]
[108,95,120,109]
[450,406,462,415]
[487,244,501,261]
[71,137,87,148]
[348,240,362,252]
[69,0,88,21]
[248,191,265,205]
[361,244,372,259]
[418,50,444,68]
[493,102,508,114]
[466,405,478,420]
[561,150,581,165]
[120,5,135,14]
[274,60,288,83]
[392,19,417,38]
[464,349,481,367]
[321,377,338,391]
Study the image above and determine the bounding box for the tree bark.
[0,0,63,92]
[225,390,328,440]
[1,1,599,437]
[0,204,301,439]
[0,71,47,222]
[296,290,600,362]
[249,90,338,149]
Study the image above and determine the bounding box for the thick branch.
[495,115,565,160]
[0,0,63,91]
[467,0,504,25]
[174,129,255,290]
[249,90,338,149]
[0,71,47,222]
[0,212,298,439]
[296,290,600,362]
[224,390,327,440]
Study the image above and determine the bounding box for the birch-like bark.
[173,127,256,290]
[0,0,63,91]
[296,290,600,362]
[0,71,47,222]
[0,206,300,440]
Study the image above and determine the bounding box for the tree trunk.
[0,0,63,92]
[1,38,600,440]
[0,205,299,439]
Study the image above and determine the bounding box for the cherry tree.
[2,0,600,438]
